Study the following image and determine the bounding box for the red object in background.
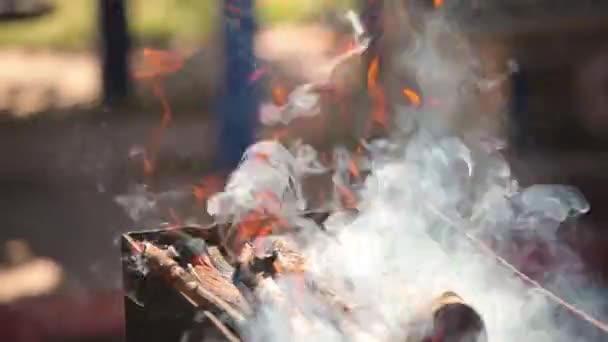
[0,290,124,342]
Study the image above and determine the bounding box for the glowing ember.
[271,83,289,106]
[403,87,422,107]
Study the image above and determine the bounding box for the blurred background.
[2,0,608,341]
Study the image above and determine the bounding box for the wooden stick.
[203,310,242,342]
[141,242,248,325]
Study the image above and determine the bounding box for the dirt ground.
[0,49,100,115]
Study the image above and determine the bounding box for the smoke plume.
[209,7,606,342]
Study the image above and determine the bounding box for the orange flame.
[193,176,224,207]
[337,184,357,209]
[349,159,361,180]
[272,127,289,141]
[134,48,184,80]
[224,189,293,253]
[192,185,207,206]
[254,190,284,215]
[169,208,181,225]
[134,48,184,178]
[433,0,444,8]
[367,56,380,90]
[342,38,356,54]
[143,157,155,176]
[403,88,421,107]
[271,84,288,106]
[232,210,289,252]
[166,207,182,230]
[254,152,270,163]
[143,80,172,177]
[366,56,388,135]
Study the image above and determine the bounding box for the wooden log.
[140,242,249,325]
[132,234,488,342]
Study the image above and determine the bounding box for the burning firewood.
[132,238,250,326]
[123,225,490,342]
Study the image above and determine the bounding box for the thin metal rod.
[425,203,608,334]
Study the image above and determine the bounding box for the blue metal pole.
[217,0,259,170]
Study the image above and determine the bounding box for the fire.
[271,127,289,141]
[134,48,184,178]
[168,208,182,228]
[193,185,207,206]
[222,188,293,253]
[193,176,225,207]
[336,184,357,209]
[367,56,380,90]
[403,88,421,107]
[143,157,154,176]
[342,38,357,54]
[232,210,289,252]
[271,83,289,106]
[121,9,608,341]
[254,152,271,163]
[134,48,184,80]
[366,56,388,134]
[349,159,361,180]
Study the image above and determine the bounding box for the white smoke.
[207,139,328,229]
[207,8,606,342]
[228,127,594,342]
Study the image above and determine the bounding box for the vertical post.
[217,0,259,169]
[100,0,131,106]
